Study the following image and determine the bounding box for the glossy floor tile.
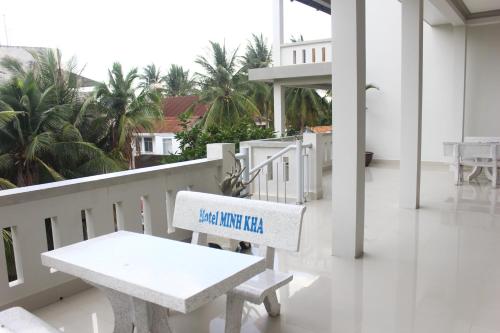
[34,164,500,333]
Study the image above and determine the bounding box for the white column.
[273,83,286,136]
[272,0,284,65]
[331,0,366,258]
[452,26,467,141]
[400,0,423,209]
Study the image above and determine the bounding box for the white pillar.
[331,0,366,258]
[452,26,467,141]
[273,83,286,136]
[400,0,423,209]
[272,0,284,65]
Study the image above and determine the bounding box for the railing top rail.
[249,144,298,174]
[0,158,221,207]
[281,38,332,48]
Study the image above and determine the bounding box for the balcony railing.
[0,135,331,309]
[280,38,331,66]
[0,154,224,308]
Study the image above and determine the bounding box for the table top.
[41,231,265,313]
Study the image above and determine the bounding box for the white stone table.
[41,231,265,333]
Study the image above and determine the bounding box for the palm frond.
[35,157,64,181]
[0,177,16,189]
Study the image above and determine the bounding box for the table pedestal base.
[87,282,172,333]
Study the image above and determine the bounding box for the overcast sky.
[1,0,330,81]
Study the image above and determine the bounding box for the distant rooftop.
[162,95,208,118]
[0,46,100,87]
[138,96,209,134]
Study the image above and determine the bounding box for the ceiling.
[461,0,500,13]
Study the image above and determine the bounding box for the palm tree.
[139,63,164,92]
[93,63,163,167]
[2,49,85,106]
[278,35,329,133]
[285,87,329,133]
[241,34,272,70]
[241,34,273,127]
[195,41,260,128]
[0,73,119,186]
[163,64,196,96]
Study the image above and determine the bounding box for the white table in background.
[41,231,265,333]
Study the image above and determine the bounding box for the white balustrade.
[0,151,228,308]
[240,133,325,203]
[320,132,333,168]
[279,39,331,66]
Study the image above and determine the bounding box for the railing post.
[303,132,324,200]
[207,143,236,181]
[239,147,250,196]
[296,139,304,204]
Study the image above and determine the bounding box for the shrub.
[162,118,274,164]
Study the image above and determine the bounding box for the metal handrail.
[250,145,296,174]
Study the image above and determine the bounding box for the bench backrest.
[464,137,500,143]
[458,142,499,160]
[173,191,306,252]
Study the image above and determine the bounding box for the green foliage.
[92,62,163,166]
[240,34,274,127]
[139,63,164,92]
[162,118,274,163]
[195,41,260,128]
[241,34,272,71]
[2,228,16,282]
[0,50,123,187]
[164,64,196,96]
[285,87,329,133]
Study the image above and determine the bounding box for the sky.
[0,0,331,81]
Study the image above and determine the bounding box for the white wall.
[464,23,500,137]
[365,0,464,162]
[135,134,181,156]
[365,0,402,161]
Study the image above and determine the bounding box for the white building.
[133,95,208,158]
[250,0,500,257]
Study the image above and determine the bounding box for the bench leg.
[132,298,172,333]
[91,282,172,333]
[225,292,244,333]
[493,166,498,188]
[263,291,281,317]
[95,285,134,333]
[466,166,482,183]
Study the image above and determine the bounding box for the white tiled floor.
[34,164,500,332]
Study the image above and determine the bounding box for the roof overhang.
[249,63,332,89]
[294,0,500,26]
[294,0,330,14]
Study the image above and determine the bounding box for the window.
[143,137,153,153]
[163,138,173,155]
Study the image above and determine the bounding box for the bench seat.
[233,269,293,304]
[0,307,59,333]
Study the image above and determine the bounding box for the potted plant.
[365,84,379,167]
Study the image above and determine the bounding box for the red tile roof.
[138,96,209,134]
[162,95,208,118]
[152,116,200,133]
[309,125,332,133]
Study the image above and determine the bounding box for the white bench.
[0,307,59,333]
[444,142,500,187]
[173,191,306,333]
